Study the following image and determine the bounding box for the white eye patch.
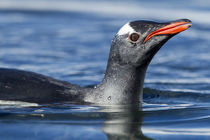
[117,22,135,36]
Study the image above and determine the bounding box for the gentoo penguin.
[0,19,192,104]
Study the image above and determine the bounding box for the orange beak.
[144,21,192,42]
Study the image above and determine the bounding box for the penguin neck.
[86,59,148,104]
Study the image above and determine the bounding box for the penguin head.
[110,19,192,67]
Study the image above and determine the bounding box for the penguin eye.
[129,33,140,42]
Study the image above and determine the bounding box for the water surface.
[0,0,210,139]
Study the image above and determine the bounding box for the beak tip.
[177,19,192,24]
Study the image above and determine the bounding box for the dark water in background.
[0,0,210,139]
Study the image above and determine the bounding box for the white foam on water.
[142,127,210,136]
[0,100,39,108]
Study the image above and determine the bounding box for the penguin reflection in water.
[0,19,192,104]
[102,105,152,140]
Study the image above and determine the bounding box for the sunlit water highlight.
[0,0,210,139]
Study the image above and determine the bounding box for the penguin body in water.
[0,19,192,104]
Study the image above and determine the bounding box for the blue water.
[0,0,210,139]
